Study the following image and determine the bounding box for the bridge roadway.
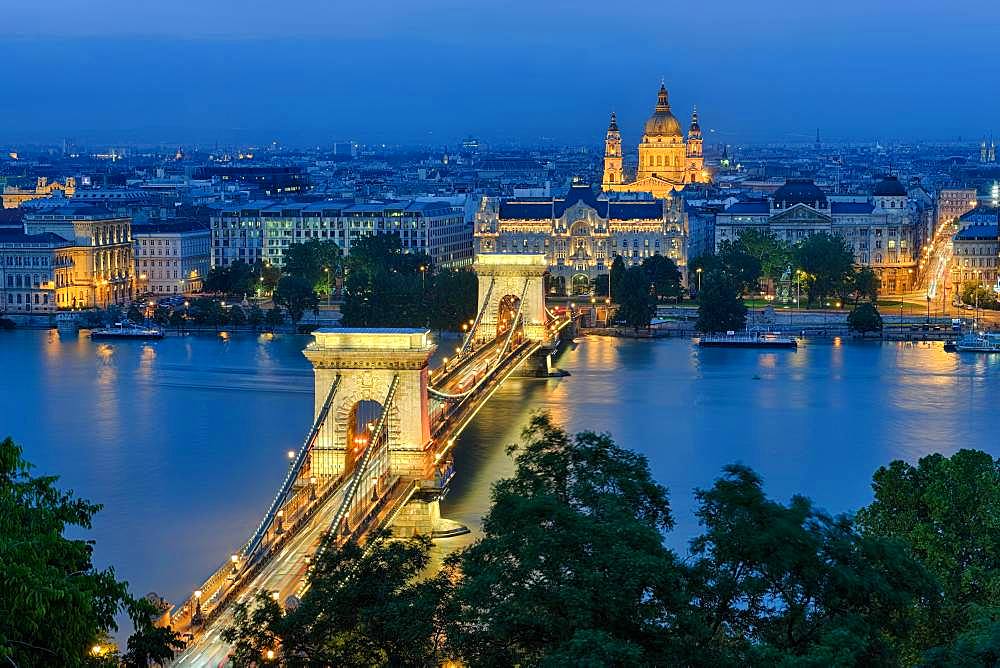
[170,326,560,666]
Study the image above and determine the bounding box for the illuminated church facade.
[602,83,709,198]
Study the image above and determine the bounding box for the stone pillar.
[473,253,550,345]
[302,329,436,479]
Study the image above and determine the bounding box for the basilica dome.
[643,83,683,138]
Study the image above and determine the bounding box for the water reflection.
[2,329,999,624]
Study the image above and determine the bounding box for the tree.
[188,298,226,328]
[228,305,247,327]
[593,273,610,297]
[284,239,342,294]
[223,532,447,667]
[847,302,883,334]
[642,255,682,302]
[126,304,144,323]
[734,229,792,284]
[203,260,258,296]
[427,269,477,331]
[856,450,1000,663]
[793,232,855,305]
[260,264,281,296]
[609,255,626,302]
[696,270,747,333]
[0,437,183,665]
[152,306,171,327]
[615,265,656,329]
[686,465,934,666]
[848,266,880,304]
[121,597,186,667]
[960,281,1000,310]
[247,305,265,330]
[265,307,285,329]
[274,276,318,323]
[718,239,763,294]
[444,413,687,666]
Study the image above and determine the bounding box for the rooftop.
[955,224,998,241]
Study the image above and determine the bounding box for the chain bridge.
[170,254,573,665]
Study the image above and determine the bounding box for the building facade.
[950,222,998,295]
[2,177,76,208]
[715,177,919,293]
[0,230,73,314]
[602,83,709,198]
[22,203,135,308]
[210,200,471,270]
[938,188,979,229]
[134,221,210,295]
[475,181,688,294]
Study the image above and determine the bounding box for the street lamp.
[419,265,427,291]
[696,267,703,293]
[192,590,204,625]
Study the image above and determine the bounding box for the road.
[173,480,350,666]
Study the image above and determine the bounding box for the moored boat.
[90,321,165,340]
[697,330,797,349]
[952,331,1000,353]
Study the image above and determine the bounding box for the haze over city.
[4,0,999,145]
[4,2,1000,666]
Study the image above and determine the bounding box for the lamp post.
[926,295,931,323]
[192,590,204,626]
[696,267,703,293]
[419,265,427,291]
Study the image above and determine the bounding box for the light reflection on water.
[1,329,998,610]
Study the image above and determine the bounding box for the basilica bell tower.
[601,111,623,189]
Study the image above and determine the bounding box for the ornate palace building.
[602,83,709,198]
[475,181,687,295]
[715,177,920,294]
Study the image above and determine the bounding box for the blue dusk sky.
[2,0,998,146]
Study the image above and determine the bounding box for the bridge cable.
[312,374,400,564]
[243,373,343,558]
[460,276,494,355]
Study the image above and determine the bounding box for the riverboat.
[950,331,1000,353]
[697,330,797,349]
[90,321,165,340]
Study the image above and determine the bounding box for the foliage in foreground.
[222,532,447,667]
[221,414,1000,667]
[0,436,184,666]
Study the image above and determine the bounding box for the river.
[1,329,998,612]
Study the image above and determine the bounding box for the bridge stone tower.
[473,253,550,345]
[303,329,435,479]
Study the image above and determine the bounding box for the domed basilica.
[602,82,710,198]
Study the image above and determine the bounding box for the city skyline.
[3,0,999,145]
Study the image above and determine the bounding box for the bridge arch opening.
[496,294,523,340]
[345,399,383,474]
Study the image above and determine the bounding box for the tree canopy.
[856,449,1000,663]
[283,239,341,295]
[615,265,657,329]
[794,232,856,305]
[0,437,183,666]
[222,532,447,667]
[696,269,747,333]
[848,301,883,334]
[443,413,684,666]
[642,254,682,302]
[274,275,319,323]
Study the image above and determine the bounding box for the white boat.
[90,321,165,340]
[697,330,797,349]
[952,331,1000,353]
